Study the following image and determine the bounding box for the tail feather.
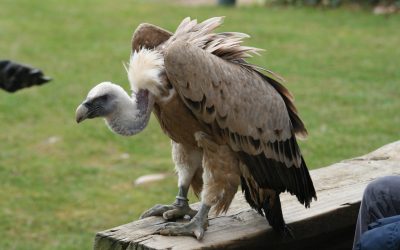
[262,194,294,238]
[240,176,294,237]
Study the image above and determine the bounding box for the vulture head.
[75,49,164,136]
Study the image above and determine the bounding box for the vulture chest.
[153,94,208,147]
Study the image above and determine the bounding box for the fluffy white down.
[127,48,164,96]
[87,81,126,100]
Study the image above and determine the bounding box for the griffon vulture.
[75,17,316,240]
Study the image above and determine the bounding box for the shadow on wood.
[94,141,400,250]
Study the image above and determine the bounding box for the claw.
[140,203,197,220]
[163,206,198,220]
[194,228,205,240]
[158,218,206,240]
[140,204,175,219]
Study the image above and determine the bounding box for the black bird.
[0,60,51,93]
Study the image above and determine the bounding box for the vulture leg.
[158,132,241,240]
[158,203,210,240]
[139,186,197,220]
[140,142,201,220]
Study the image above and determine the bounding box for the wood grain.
[94,141,400,250]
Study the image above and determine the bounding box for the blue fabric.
[369,215,400,230]
[353,176,400,250]
[356,215,400,250]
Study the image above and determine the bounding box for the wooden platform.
[94,141,400,250]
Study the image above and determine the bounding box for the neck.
[105,89,153,136]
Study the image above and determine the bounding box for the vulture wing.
[164,40,316,208]
[131,23,172,51]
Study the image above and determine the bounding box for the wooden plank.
[94,141,400,250]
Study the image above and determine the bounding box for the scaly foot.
[140,198,197,220]
[157,203,211,240]
[158,217,208,240]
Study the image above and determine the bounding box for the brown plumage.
[75,17,316,239]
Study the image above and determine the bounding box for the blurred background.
[0,0,399,249]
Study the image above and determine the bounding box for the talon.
[156,222,178,234]
[140,203,197,220]
[163,209,180,220]
[151,202,210,239]
[163,206,198,220]
[140,204,174,219]
[194,228,204,240]
[158,217,207,240]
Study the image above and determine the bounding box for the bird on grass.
[75,17,316,240]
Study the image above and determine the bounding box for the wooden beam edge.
[93,141,400,250]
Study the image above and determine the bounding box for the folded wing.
[164,40,316,207]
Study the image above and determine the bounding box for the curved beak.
[75,104,89,123]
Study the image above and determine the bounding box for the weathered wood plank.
[94,141,400,250]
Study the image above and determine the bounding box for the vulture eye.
[97,94,109,102]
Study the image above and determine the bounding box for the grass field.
[0,1,399,249]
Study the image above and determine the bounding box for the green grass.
[0,1,399,249]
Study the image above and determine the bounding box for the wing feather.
[164,40,316,206]
[165,41,293,159]
[131,23,172,52]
